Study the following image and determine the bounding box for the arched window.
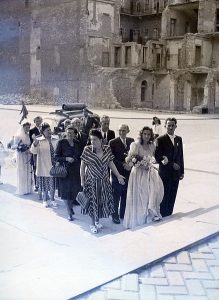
[141,80,147,102]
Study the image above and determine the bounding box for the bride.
[123,126,164,229]
[13,121,32,195]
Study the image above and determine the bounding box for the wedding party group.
[2,110,184,234]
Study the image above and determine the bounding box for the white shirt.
[120,137,127,147]
[167,133,175,145]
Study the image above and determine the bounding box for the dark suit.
[29,127,41,188]
[81,116,95,135]
[76,131,88,149]
[103,129,115,145]
[155,134,184,217]
[29,127,40,144]
[109,137,134,219]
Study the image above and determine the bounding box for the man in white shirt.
[100,115,115,145]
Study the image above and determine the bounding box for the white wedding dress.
[123,141,164,229]
[14,127,32,195]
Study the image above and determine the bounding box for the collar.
[37,135,59,141]
[120,137,126,143]
[167,133,175,139]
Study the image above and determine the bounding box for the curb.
[0,106,219,121]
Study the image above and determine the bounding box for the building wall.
[0,0,30,95]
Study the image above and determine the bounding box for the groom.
[155,117,184,217]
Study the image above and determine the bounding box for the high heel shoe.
[95,222,103,229]
[90,225,98,234]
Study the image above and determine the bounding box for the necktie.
[103,132,106,139]
[122,139,127,148]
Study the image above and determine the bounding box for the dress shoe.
[68,215,73,221]
[43,201,49,208]
[112,217,120,224]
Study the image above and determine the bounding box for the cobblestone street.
[76,234,219,300]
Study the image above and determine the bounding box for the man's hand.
[32,136,39,147]
[66,157,74,163]
[162,156,168,165]
[173,163,180,170]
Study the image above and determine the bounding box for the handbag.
[50,163,67,178]
[76,191,90,210]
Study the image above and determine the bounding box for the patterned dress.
[81,145,115,219]
[37,141,56,196]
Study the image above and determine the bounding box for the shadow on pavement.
[0,183,16,194]
[186,168,219,176]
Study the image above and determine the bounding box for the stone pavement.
[74,234,219,300]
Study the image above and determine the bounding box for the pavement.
[74,234,219,300]
[0,105,219,300]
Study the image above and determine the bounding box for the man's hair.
[33,116,43,123]
[101,115,110,123]
[118,124,129,133]
[165,117,177,125]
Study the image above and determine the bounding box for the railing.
[120,6,165,16]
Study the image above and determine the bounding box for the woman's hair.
[89,129,103,140]
[65,125,78,134]
[139,126,154,144]
[152,116,161,125]
[40,122,50,134]
[22,121,31,127]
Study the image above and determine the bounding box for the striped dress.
[81,145,115,219]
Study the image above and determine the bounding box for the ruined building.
[0,0,219,112]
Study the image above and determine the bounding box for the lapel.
[164,134,174,148]
[119,137,126,150]
[173,136,179,159]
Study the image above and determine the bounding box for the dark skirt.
[59,163,81,200]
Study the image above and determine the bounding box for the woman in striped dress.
[80,129,125,234]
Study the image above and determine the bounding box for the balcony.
[120,5,165,17]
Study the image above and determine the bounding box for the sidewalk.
[74,234,219,300]
[1,165,219,300]
[0,106,219,300]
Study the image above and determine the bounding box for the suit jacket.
[155,134,184,180]
[29,127,41,144]
[76,132,88,149]
[103,129,115,145]
[81,116,95,135]
[109,137,134,179]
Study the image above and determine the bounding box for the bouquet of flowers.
[17,141,29,153]
[126,154,155,169]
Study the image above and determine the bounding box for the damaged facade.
[0,0,219,112]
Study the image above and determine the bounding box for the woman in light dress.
[152,116,162,139]
[123,126,164,229]
[30,123,59,208]
[13,121,32,195]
